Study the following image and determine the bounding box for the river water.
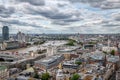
[0,40,67,54]
[0,45,40,54]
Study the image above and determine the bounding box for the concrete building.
[116,70,120,80]
[56,69,65,80]
[0,65,9,80]
[62,60,79,73]
[2,41,20,50]
[83,44,96,50]
[46,46,57,57]
[35,54,64,70]
[102,47,118,53]
[58,46,79,60]
[17,31,26,42]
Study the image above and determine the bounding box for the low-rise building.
[35,54,64,70]
[62,60,79,73]
[2,41,20,50]
[102,47,118,53]
[116,70,120,80]
[56,69,65,80]
[0,65,9,80]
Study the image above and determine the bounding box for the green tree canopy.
[66,39,76,46]
[75,61,82,65]
[71,73,80,80]
[103,51,107,54]
[41,72,50,80]
[33,72,40,78]
[110,50,115,55]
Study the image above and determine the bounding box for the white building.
[56,69,65,80]
[42,41,67,57]
[102,47,118,53]
[46,46,57,57]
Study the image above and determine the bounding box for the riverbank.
[0,45,40,53]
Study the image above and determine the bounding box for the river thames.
[0,40,67,54]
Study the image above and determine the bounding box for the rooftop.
[0,65,7,71]
[35,54,63,64]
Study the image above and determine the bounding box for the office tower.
[2,26,9,41]
[16,31,26,42]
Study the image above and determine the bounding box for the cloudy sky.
[0,0,120,34]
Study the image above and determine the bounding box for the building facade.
[0,66,9,80]
[2,26,9,41]
[16,31,26,42]
[35,54,64,70]
[2,41,20,50]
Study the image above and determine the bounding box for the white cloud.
[0,0,119,34]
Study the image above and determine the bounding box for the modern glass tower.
[2,26,9,41]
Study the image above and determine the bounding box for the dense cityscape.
[0,26,120,80]
[0,0,120,80]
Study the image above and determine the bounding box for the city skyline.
[0,0,120,34]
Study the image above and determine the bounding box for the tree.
[103,51,107,54]
[26,43,31,46]
[110,50,115,56]
[33,68,40,79]
[88,42,96,44]
[66,39,75,46]
[34,72,40,78]
[75,61,82,65]
[41,72,50,80]
[78,42,83,46]
[34,41,45,45]
[66,42,75,46]
[71,73,80,80]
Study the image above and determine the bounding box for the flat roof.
[35,54,63,64]
[107,56,119,63]
[0,65,7,71]
[42,41,67,46]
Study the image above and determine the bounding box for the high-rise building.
[2,26,9,41]
[16,31,26,42]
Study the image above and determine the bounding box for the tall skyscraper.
[2,26,9,41]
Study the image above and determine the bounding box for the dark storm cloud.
[101,2,120,9]
[111,13,120,21]
[57,4,66,7]
[23,4,82,25]
[47,12,72,20]
[69,0,104,3]
[16,0,45,6]
[69,0,120,9]
[115,18,120,21]
[63,18,82,22]
[25,6,72,20]
[0,19,43,28]
[0,0,119,33]
[52,17,82,25]
[103,24,120,27]
[52,21,70,25]
[101,20,109,24]
[114,15,120,21]
[0,5,15,18]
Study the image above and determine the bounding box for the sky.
[0,0,120,34]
